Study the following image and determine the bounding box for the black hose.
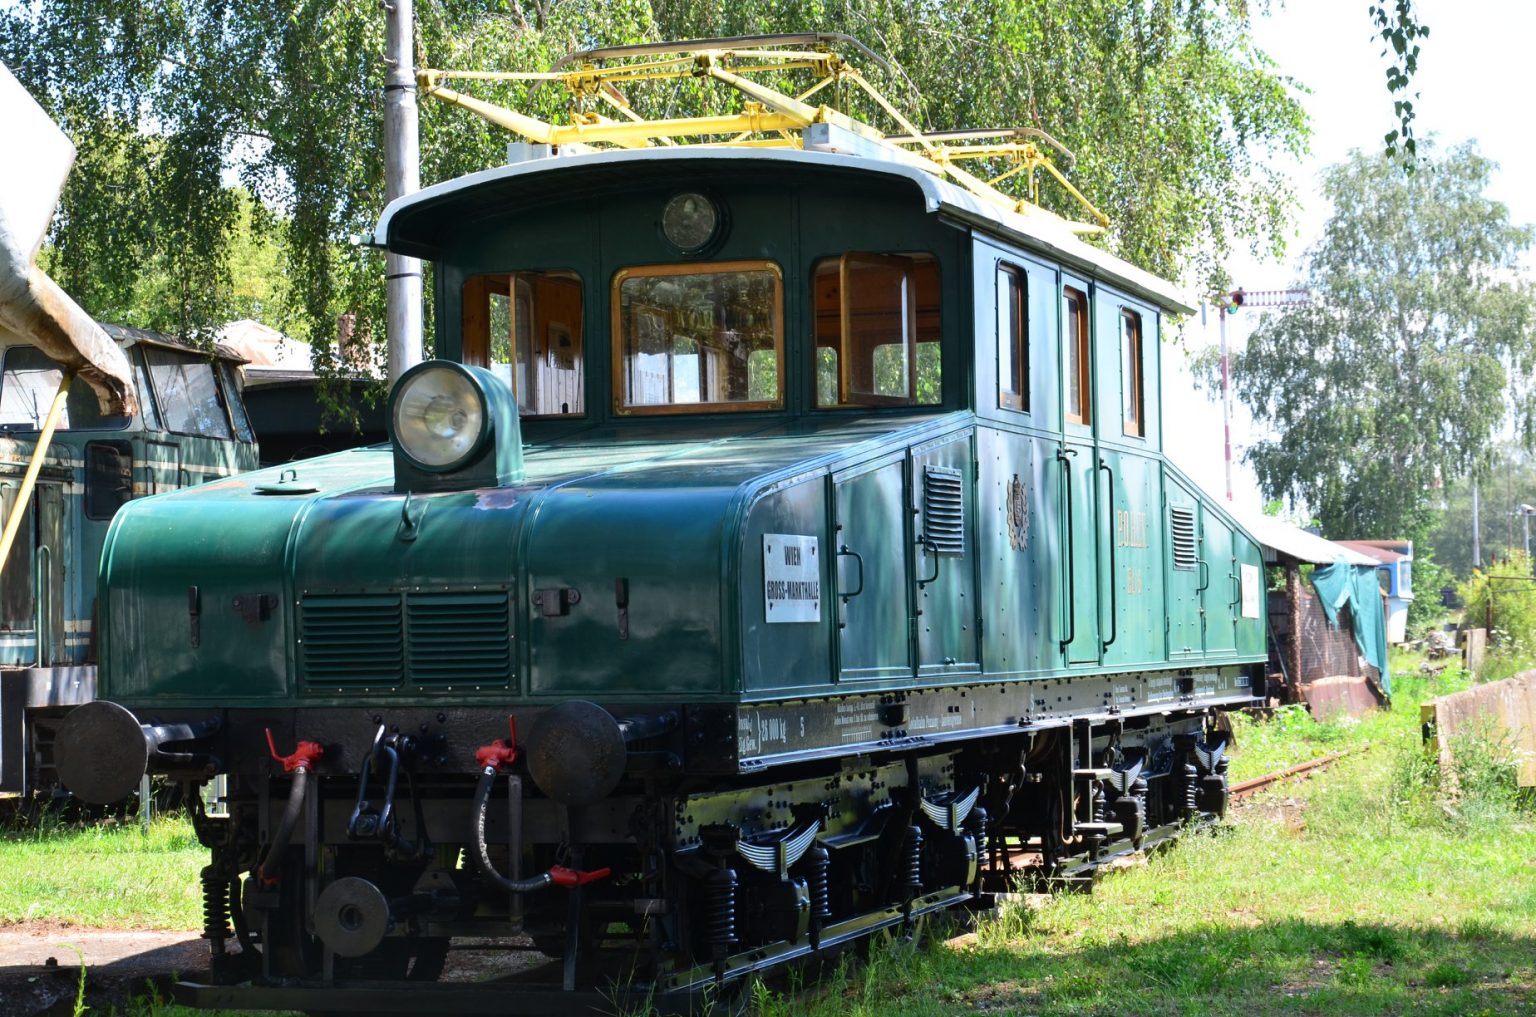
[255,767,309,884]
[471,768,557,893]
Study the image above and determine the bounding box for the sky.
[1162,0,1536,522]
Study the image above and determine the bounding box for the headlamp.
[389,360,521,494]
[391,363,487,471]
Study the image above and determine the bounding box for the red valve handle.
[265,728,324,773]
[548,865,612,888]
[474,716,520,772]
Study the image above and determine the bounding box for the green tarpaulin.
[1310,561,1391,695]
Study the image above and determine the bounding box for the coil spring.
[200,864,230,944]
[1183,761,1200,816]
[968,806,989,862]
[1091,783,1107,824]
[806,844,831,921]
[1132,777,1148,834]
[706,865,739,956]
[903,824,924,896]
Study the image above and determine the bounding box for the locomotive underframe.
[164,665,1255,1013]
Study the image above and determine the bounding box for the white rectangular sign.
[1240,563,1262,619]
[763,534,820,623]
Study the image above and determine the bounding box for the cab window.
[463,270,585,417]
[997,265,1027,411]
[614,261,782,413]
[143,346,234,439]
[814,252,940,407]
[1064,286,1090,426]
[1121,309,1143,437]
[0,346,131,432]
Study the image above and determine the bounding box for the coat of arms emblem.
[1007,474,1029,551]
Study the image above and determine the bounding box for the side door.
[832,454,913,683]
[1165,477,1205,660]
[1059,280,1100,665]
[0,476,36,666]
[137,438,183,496]
[33,482,66,666]
[1201,507,1239,657]
[911,434,979,678]
[1097,449,1165,669]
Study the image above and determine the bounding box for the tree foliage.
[1427,446,1536,577]
[1370,0,1428,161]
[1230,142,1536,543]
[1,0,1310,364]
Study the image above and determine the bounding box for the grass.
[744,654,1536,1016]
[0,815,207,929]
[10,651,1536,1016]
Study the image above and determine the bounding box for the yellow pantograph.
[417,32,1110,235]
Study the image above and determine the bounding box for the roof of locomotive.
[374,143,1197,316]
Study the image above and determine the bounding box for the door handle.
[915,537,941,587]
[837,544,865,600]
[1057,448,1076,651]
[1099,458,1117,652]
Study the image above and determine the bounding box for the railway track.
[1229,745,1368,802]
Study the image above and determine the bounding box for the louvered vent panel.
[1170,507,1198,569]
[301,594,404,688]
[923,465,966,557]
[406,591,512,687]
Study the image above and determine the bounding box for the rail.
[1229,745,1368,801]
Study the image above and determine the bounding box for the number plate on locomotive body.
[762,534,821,623]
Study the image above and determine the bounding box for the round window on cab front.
[660,191,725,254]
[388,360,523,493]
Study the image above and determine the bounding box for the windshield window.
[463,270,585,417]
[615,262,783,413]
[813,252,941,408]
[0,346,131,431]
[218,362,255,442]
[143,346,233,439]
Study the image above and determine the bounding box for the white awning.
[1230,509,1380,567]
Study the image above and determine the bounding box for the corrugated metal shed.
[1229,510,1379,567]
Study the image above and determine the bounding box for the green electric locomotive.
[54,36,1267,1012]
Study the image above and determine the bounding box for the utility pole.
[1215,287,1309,503]
[383,0,423,383]
[1471,481,1482,569]
[1219,303,1232,501]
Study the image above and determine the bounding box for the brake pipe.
[470,718,610,893]
[255,729,324,885]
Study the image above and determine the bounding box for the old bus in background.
[0,324,258,795]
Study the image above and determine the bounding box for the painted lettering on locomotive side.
[1125,567,1146,595]
[1116,509,1149,548]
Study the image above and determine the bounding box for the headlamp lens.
[392,366,485,468]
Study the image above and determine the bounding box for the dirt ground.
[0,921,211,1015]
[0,923,570,1015]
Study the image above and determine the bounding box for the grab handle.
[916,537,941,587]
[1057,448,1076,652]
[1099,458,1117,652]
[837,544,865,600]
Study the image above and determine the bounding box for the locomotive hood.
[98,413,963,707]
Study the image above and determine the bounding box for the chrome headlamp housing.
[388,360,522,492]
